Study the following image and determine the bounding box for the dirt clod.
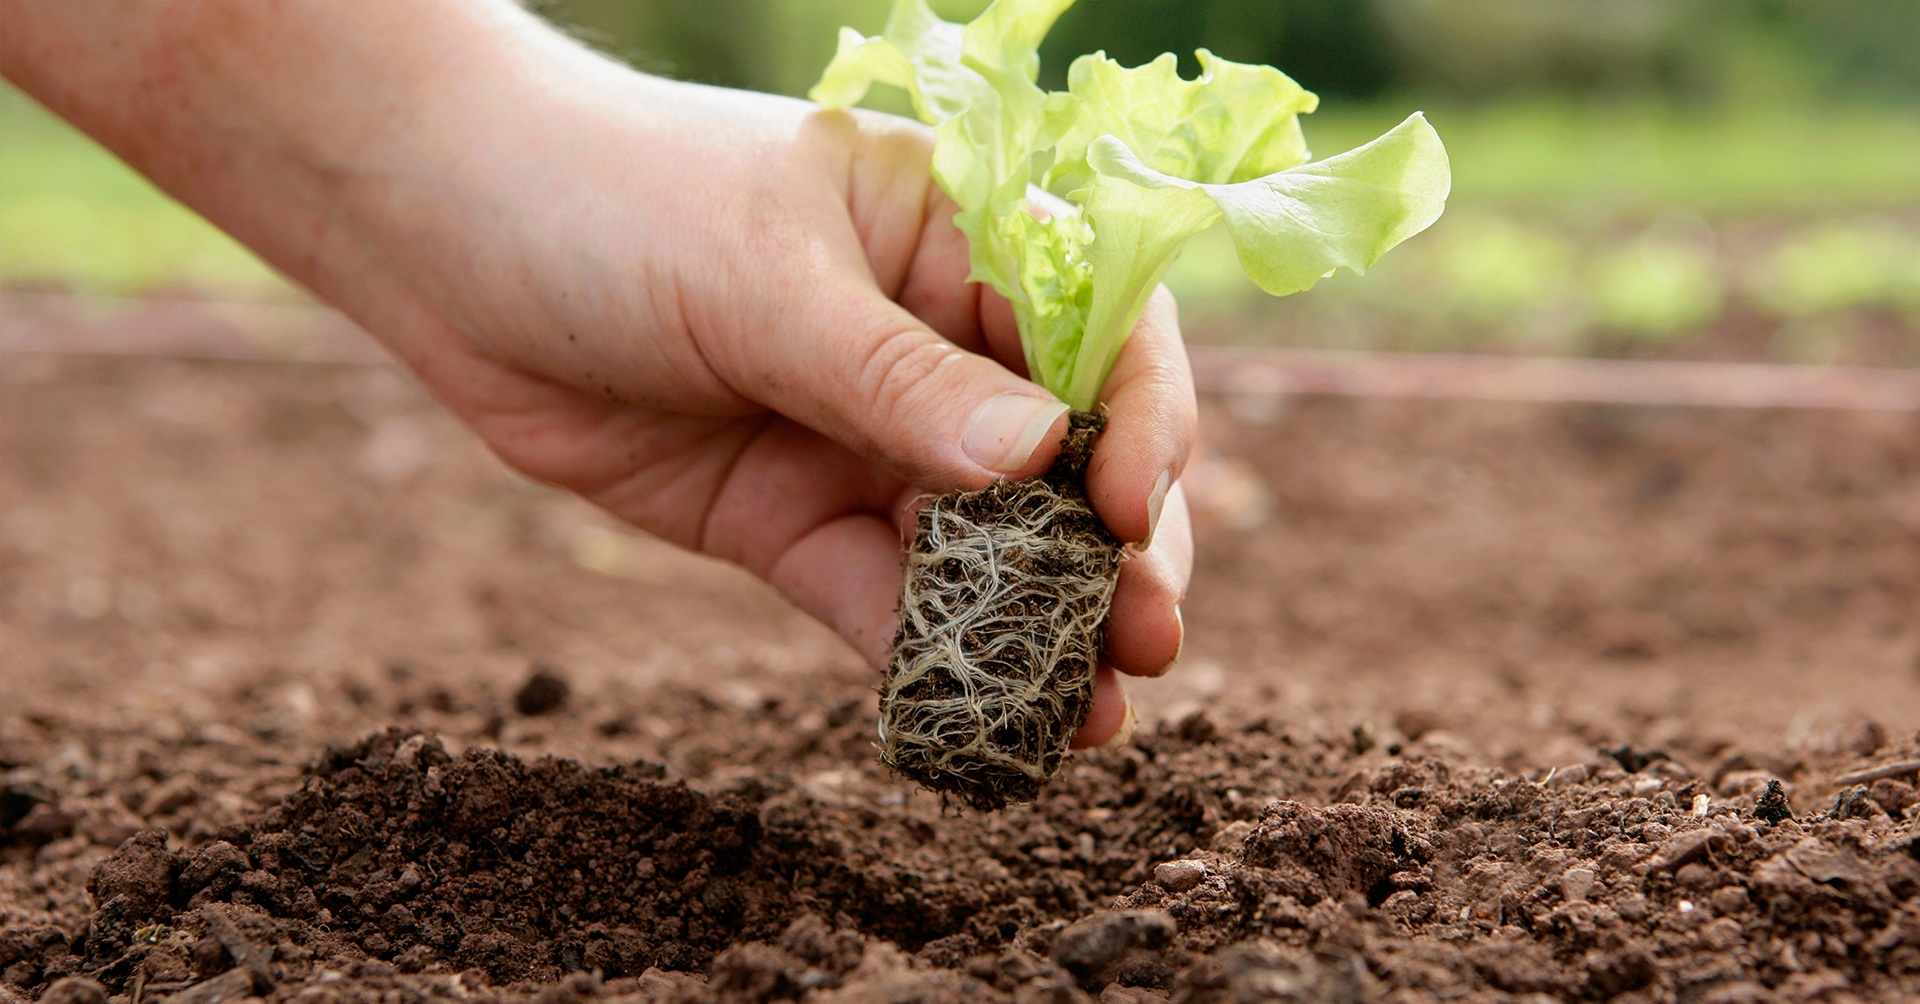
[1050,912,1177,991]
[86,830,178,924]
[1605,744,1672,774]
[38,978,106,1004]
[1834,784,1886,820]
[1169,944,1369,1004]
[1754,778,1794,824]
[513,667,571,717]
[1235,801,1427,905]
[1871,778,1917,816]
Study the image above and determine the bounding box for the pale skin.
[1,0,1196,749]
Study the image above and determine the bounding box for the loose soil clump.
[882,411,1123,811]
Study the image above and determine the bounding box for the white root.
[879,477,1123,809]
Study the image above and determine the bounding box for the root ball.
[880,413,1123,810]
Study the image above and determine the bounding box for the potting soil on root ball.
[882,411,1123,811]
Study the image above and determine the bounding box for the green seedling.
[813,0,1449,809]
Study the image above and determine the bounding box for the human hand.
[0,0,1195,747]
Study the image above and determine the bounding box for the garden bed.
[3,348,1919,1003]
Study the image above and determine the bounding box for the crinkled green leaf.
[1206,112,1451,296]
[996,205,1093,393]
[809,29,916,115]
[812,0,1081,347]
[812,2,1449,411]
[1065,114,1449,408]
[1085,112,1449,295]
[808,1,968,125]
[1051,49,1316,194]
[938,0,1075,225]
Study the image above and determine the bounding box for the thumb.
[716,274,1070,490]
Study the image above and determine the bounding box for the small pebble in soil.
[1648,830,1711,873]
[1152,859,1206,893]
[513,666,570,716]
[1209,820,1255,852]
[1559,867,1596,902]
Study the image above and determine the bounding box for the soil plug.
[884,411,1122,808]
[811,0,1450,808]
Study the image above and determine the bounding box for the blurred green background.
[4,0,1918,361]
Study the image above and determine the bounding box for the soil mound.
[60,718,1304,993]
[82,729,914,985]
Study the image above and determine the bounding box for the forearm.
[0,0,576,322]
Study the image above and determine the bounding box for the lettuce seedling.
[814,0,1450,410]
[814,0,1449,810]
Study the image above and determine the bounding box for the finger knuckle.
[856,327,962,431]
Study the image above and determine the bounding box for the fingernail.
[1140,467,1173,547]
[1097,696,1138,751]
[964,394,1069,473]
[1160,606,1184,676]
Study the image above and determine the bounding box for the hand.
[0,0,1196,747]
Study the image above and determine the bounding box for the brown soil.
[4,348,1920,1004]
